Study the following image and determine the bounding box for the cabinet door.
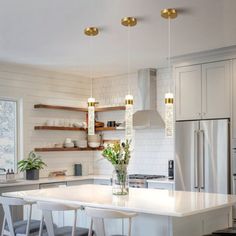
[175,65,202,120]
[202,61,231,119]
[148,182,174,190]
[233,59,236,139]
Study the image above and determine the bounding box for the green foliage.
[17,151,47,172]
[102,140,131,166]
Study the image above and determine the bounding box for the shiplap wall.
[0,63,174,177]
[0,63,94,177]
[93,69,174,176]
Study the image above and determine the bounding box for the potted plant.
[102,140,131,195]
[18,151,47,180]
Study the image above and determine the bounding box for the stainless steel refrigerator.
[175,119,229,194]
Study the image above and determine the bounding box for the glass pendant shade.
[165,93,174,137]
[125,94,134,141]
[88,97,95,135]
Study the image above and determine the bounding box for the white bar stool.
[85,207,137,236]
[0,196,42,236]
[37,201,89,236]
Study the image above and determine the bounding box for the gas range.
[129,174,166,188]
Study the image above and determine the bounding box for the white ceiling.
[0,0,236,77]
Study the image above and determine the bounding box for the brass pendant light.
[161,8,177,19]
[84,27,99,135]
[161,8,177,137]
[121,16,137,142]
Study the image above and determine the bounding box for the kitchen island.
[3,184,236,236]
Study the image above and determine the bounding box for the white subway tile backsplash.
[93,69,174,176]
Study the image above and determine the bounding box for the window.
[0,99,18,171]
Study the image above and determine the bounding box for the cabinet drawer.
[148,182,174,190]
[66,179,93,186]
[94,179,112,185]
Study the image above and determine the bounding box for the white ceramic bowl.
[88,142,100,148]
[75,140,87,148]
[64,142,74,148]
[88,134,101,142]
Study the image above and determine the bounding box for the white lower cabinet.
[232,59,236,139]
[66,179,93,186]
[148,182,174,191]
[93,178,112,185]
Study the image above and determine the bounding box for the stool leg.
[1,216,5,236]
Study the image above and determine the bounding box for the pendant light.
[121,17,137,142]
[84,27,99,135]
[161,9,177,137]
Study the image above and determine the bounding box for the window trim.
[0,97,23,173]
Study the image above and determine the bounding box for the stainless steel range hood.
[133,68,165,129]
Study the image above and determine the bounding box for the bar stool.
[85,207,137,236]
[0,196,43,236]
[37,201,89,236]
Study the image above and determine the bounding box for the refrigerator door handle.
[194,130,199,189]
[199,130,205,190]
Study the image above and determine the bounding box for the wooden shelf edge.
[34,147,104,152]
[34,104,125,112]
[34,126,124,131]
[34,126,86,131]
[34,104,87,112]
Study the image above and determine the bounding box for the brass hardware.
[84,27,99,36]
[125,99,134,105]
[161,9,177,19]
[121,17,137,27]
[88,102,96,107]
[165,98,174,104]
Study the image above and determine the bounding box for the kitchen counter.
[3,184,235,217]
[3,184,236,236]
[0,175,175,188]
[0,175,111,188]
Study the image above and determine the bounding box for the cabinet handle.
[198,113,201,116]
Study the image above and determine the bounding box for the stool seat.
[212,227,236,235]
[4,220,42,235]
[43,226,89,236]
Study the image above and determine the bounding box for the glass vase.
[112,165,129,195]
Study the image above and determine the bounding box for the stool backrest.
[37,201,81,236]
[85,207,137,236]
[0,196,32,236]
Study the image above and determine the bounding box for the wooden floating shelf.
[34,104,125,112]
[34,104,87,112]
[34,126,124,131]
[35,147,104,152]
[35,126,86,131]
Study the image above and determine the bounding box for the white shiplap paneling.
[0,63,93,177]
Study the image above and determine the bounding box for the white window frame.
[0,97,23,172]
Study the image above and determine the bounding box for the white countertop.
[3,184,236,217]
[0,175,111,188]
[0,175,175,188]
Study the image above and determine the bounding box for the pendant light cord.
[89,36,93,98]
[168,17,171,93]
[127,25,131,95]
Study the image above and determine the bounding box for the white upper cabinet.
[175,65,202,120]
[202,61,231,119]
[175,61,231,121]
[232,59,236,139]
